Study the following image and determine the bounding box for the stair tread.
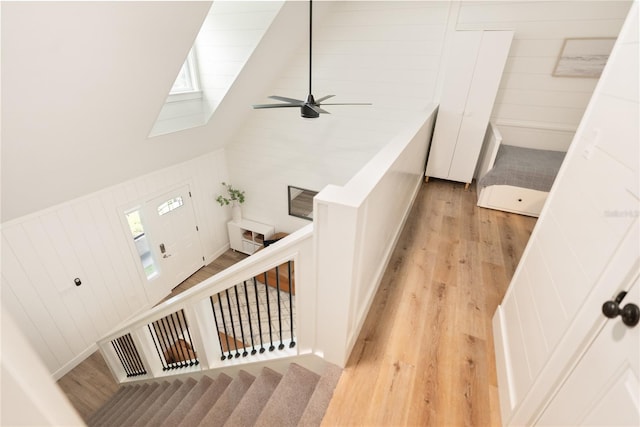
[254,363,320,427]
[132,380,182,427]
[88,362,340,427]
[94,383,150,427]
[223,367,283,427]
[119,381,168,426]
[176,373,233,427]
[146,377,197,426]
[87,385,134,426]
[198,370,256,426]
[159,375,215,427]
[298,363,343,427]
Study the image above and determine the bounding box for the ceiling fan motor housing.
[302,94,320,118]
[301,104,320,119]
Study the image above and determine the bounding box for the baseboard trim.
[493,304,515,424]
[52,343,98,380]
[205,244,231,265]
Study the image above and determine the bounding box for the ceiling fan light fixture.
[252,0,371,119]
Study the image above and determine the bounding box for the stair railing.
[98,107,438,383]
[97,225,313,384]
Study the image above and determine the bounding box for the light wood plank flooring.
[321,179,535,426]
[58,180,535,424]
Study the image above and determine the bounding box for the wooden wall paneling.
[1,152,232,377]
[457,1,631,24]
[492,104,586,126]
[455,1,632,133]
[40,209,105,340]
[2,226,86,357]
[495,19,628,39]
[1,277,59,372]
[19,216,97,347]
[133,175,152,201]
[122,182,140,206]
[70,201,130,322]
[58,203,117,336]
[19,217,71,294]
[89,190,139,316]
[1,237,76,367]
[498,72,599,94]
[89,193,145,313]
[495,125,575,150]
[101,189,150,309]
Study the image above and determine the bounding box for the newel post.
[314,185,363,367]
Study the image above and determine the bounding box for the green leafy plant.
[216,182,245,206]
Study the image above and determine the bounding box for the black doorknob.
[620,303,640,327]
[602,291,640,327]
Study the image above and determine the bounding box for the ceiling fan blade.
[253,103,304,109]
[319,102,373,106]
[310,104,330,114]
[252,0,371,118]
[314,94,335,103]
[268,95,305,104]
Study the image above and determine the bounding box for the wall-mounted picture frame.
[553,37,616,78]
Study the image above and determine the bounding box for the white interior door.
[145,185,204,299]
[538,274,640,426]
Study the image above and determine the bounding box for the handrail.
[101,224,312,343]
[97,224,313,382]
[98,105,438,383]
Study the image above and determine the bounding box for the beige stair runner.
[86,363,341,427]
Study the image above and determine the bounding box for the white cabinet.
[227,219,274,255]
[426,30,513,185]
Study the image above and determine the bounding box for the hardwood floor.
[321,179,535,426]
[57,180,536,424]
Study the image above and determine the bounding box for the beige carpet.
[86,363,341,427]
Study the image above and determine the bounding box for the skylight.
[148,1,284,137]
[170,51,199,95]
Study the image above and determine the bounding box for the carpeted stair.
[86,363,341,427]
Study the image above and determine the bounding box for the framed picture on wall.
[553,37,616,78]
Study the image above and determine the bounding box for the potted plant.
[216,182,245,221]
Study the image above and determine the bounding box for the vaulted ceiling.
[1,1,309,221]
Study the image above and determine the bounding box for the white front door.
[145,185,204,299]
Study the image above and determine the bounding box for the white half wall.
[314,108,437,366]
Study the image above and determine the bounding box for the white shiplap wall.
[225,1,450,233]
[456,0,632,133]
[1,150,231,378]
